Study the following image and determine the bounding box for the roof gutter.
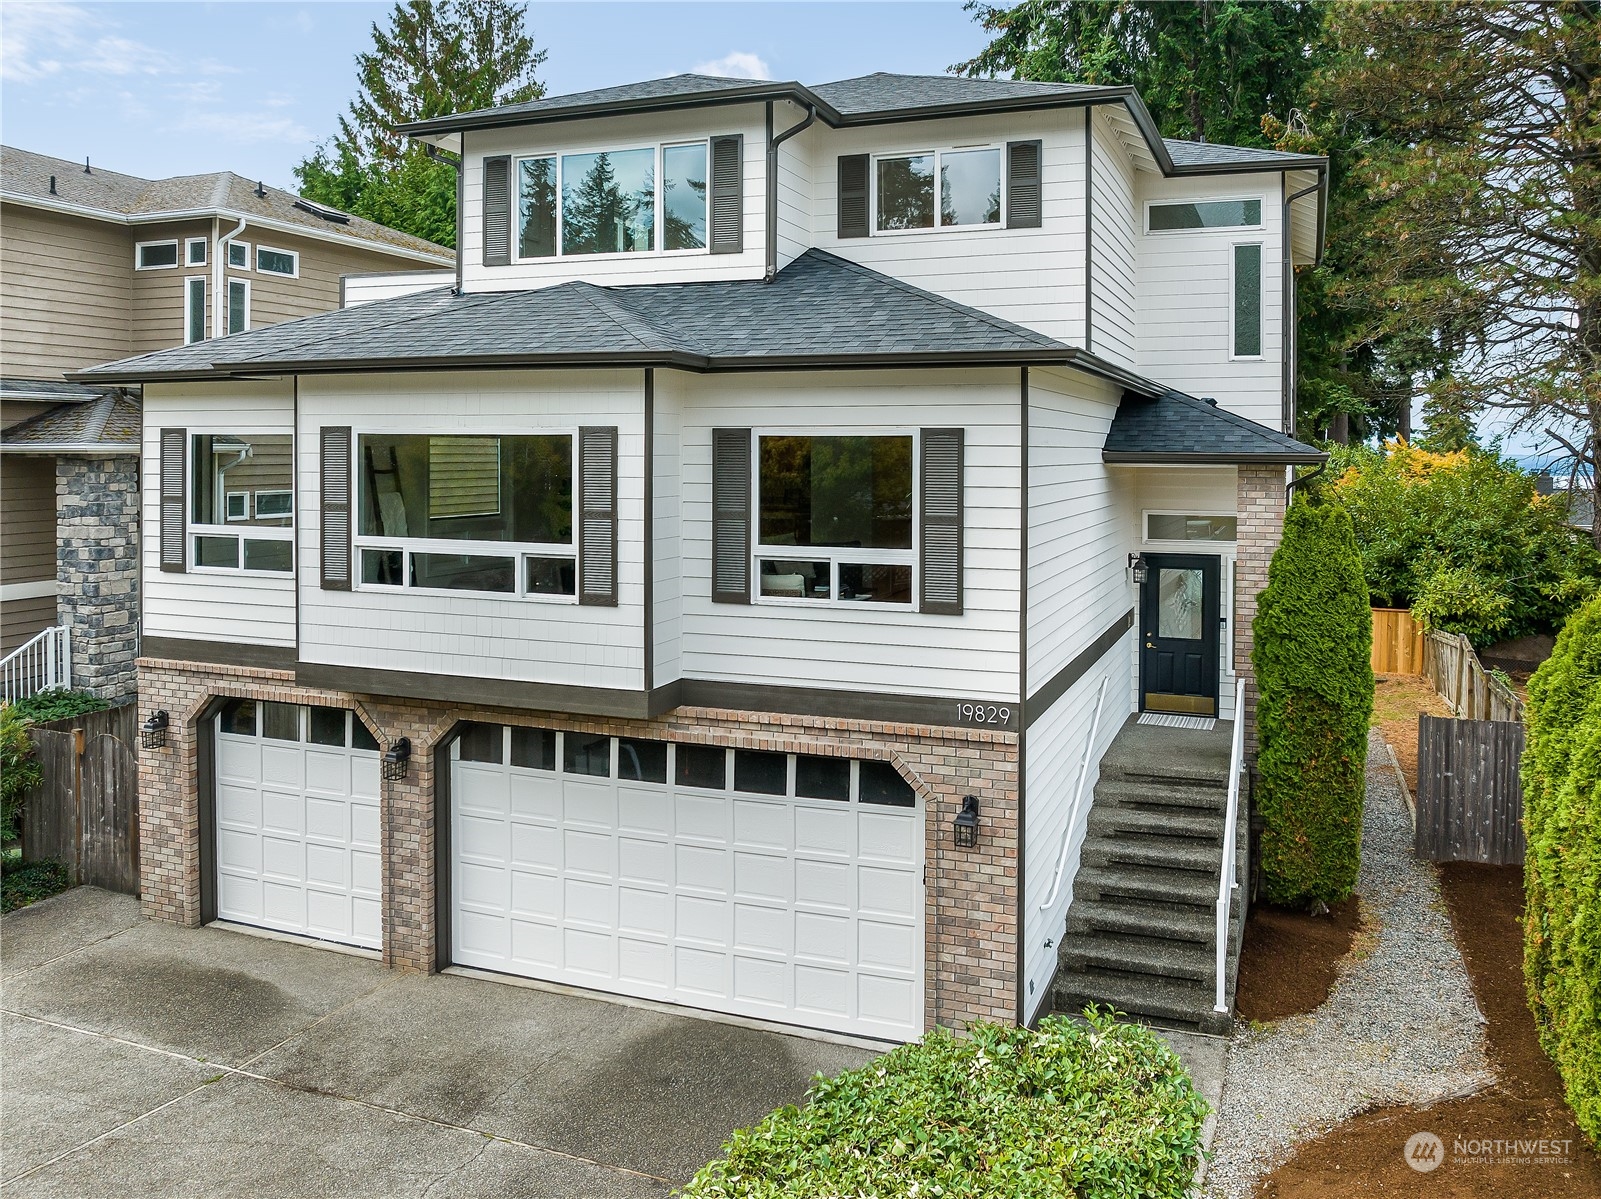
[1103,449,1328,466]
[765,101,817,282]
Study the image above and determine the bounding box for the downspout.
[1285,461,1327,503]
[215,215,247,337]
[1281,170,1324,436]
[424,143,464,294]
[765,101,816,282]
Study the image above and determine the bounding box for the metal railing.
[0,625,71,704]
[1215,676,1247,1013]
[1041,675,1111,911]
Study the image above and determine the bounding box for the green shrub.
[1523,591,1601,1147]
[683,1011,1208,1199]
[0,851,70,913]
[1,704,42,845]
[10,688,109,724]
[1253,501,1375,907]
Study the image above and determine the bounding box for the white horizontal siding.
[295,369,646,690]
[1088,109,1137,368]
[775,104,812,272]
[652,370,685,686]
[343,270,454,307]
[141,381,297,648]
[675,368,1023,701]
[460,108,769,293]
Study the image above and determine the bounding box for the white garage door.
[450,724,924,1040]
[213,699,382,949]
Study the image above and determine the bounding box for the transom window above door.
[516,141,710,258]
[876,147,1003,232]
[190,432,293,573]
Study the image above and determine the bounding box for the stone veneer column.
[1234,466,1288,756]
[57,455,141,704]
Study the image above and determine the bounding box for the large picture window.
[756,434,914,606]
[515,140,708,260]
[190,433,293,573]
[355,432,575,599]
[875,147,1003,233]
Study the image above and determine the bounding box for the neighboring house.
[0,146,453,701]
[79,73,1327,1039]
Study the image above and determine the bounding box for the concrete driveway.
[1,888,878,1197]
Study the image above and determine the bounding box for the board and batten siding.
[141,380,298,648]
[295,370,647,691]
[459,107,769,294]
[1135,173,1285,430]
[809,110,1086,345]
[0,204,134,376]
[1087,109,1138,369]
[674,368,1022,702]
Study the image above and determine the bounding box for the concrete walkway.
[0,889,877,1198]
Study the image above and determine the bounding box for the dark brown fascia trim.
[1016,365,1030,1025]
[1024,608,1135,728]
[1102,450,1327,466]
[1166,157,1328,177]
[141,636,299,671]
[294,660,659,720]
[676,679,1020,733]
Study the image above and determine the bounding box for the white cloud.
[173,110,313,146]
[0,3,229,83]
[690,51,770,81]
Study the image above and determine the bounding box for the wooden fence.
[1415,714,1527,864]
[1372,607,1426,675]
[1422,630,1526,723]
[21,704,139,894]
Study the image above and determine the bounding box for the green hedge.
[683,1012,1208,1199]
[1252,501,1374,907]
[1523,591,1601,1146]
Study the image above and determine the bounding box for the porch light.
[953,795,980,849]
[382,736,411,782]
[140,710,169,750]
[1128,553,1149,586]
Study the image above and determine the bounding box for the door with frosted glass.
[1140,553,1221,715]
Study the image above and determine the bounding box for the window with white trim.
[136,240,179,269]
[755,433,915,606]
[184,277,207,345]
[875,146,1003,232]
[1231,242,1263,358]
[515,139,709,260]
[227,240,250,269]
[190,433,293,573]
[1145,512,1238,542]
[255,245,298,276]
[185,237,208,266]
[227,278,249,334]
[1146,198,1263,233]
[355,432,576,599]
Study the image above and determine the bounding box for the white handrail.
[1215,676,1248,1013]
[1040,674,1111,911]
[0,625,72,704]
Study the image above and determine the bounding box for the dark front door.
[1140,553,1221,716]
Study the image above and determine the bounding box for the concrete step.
[1092,777,1228,812]
[1085,805,1223,842]
[1053,966,1230,1034]
[1072,863,1218,906]
[1080,833,1223,873]
[1059,928,1214,980]
[1066,898,1214,944]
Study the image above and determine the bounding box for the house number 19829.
[958,703,1012,727]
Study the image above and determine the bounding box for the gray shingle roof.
[1163,139,1322,170]
[415,74,772,130]
[0,377,112,403]
[1103,390,1325,465]
[1,146,452,262]
[810,73,1102,116]
[1,390,140,452]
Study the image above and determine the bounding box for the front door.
[1140,553,1221,716]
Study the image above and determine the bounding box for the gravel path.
[1201,731,1494,1198]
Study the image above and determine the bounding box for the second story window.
[136,240,179,269]
[515,141,709,259]
[256,246,298,277]
[1146,198,1263,233]
[190,433,293,573]
[876,148,1002,233]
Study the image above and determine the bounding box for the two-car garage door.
[448,724,925,1040]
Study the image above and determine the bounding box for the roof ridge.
[83,392,116,442]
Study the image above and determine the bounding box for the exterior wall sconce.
[140,710,169,750]
[1128,553,1149,586]
[382,736,411,781]
[953,795,980,848]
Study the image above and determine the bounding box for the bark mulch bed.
[1372,673,1453,794]
[1253,863,1601,1198]
[1234,896,1362,1024]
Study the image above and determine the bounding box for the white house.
[81,72,1326,1040]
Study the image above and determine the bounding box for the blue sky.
[0,1,992,188]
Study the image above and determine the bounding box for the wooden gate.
[1414,713,1526,865]
[21,705,139,894]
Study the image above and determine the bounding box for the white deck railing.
[1041,674,1111,912]
[1215,676,1248,1013]
[1,625,71,704]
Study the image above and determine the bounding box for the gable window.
[1232,243,1263,358]
[227,278,249,335]
[875,147,1002,233]
[190,432,293,573]
[1147,198,1263,233]
[185,237,208,266]
[756,433,914,606]
[227,240,250,269]
[184,277,206,345]
[515,140,710,260]
[354,432,576,599]
[256,246,298,277]
[136,240,179,270]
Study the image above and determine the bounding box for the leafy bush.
[1522,591,1601,1146]
[683,1012,1208,1199]
[1,704,42,844]
[0,851,70,913]
[10,688,109,725]
[1318,442,1601,646]
[1253,502,1375,907]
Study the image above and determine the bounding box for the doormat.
[1137,712,1216,731]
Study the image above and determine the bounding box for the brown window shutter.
[919,428,964,615]
[711,428,751,604]
[578,426,618,607]
[837,154,870,239]
[159,428,186,573]
[1006,140,1043,229]
[482,155,512,266]
[320,426,352,591]
[710,135,743,254]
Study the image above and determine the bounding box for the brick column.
[57,455,141,704]
[1235,466,1288,756]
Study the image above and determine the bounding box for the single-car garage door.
[449,724,924,1040]
[213,699,382,949]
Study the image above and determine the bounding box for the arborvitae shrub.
[1523,591,1601,1146]
[1252,501,1374,907]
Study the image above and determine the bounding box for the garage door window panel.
[676,745,727,790]
[619,738,667,783]
[190,433,293,574]
[511,727,557,770]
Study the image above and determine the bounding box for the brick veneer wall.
[58,455,140,704]
[136,657,1021,1032]
[1234,465,1288,755]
